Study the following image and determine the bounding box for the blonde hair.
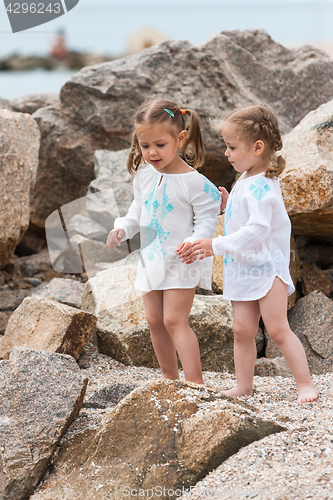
[221,104,285,179]
[127,99,204,174]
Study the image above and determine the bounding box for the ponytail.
[182,109,205,169]
[127,132,143,175]
[266,153,286,179]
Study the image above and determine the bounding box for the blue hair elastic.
[164,108,174,117]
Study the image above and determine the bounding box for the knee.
[163,315,177,334]
[145,311,164,330]
[164,315,184,335]
[233,320,257,341]
[266,322,290,346]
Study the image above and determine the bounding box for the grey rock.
[10,93,60,114]
[0,346,88,500]
[18,249,54,278]
[88,149,134,219]
[0,289,30,311]
[0,109,40,269]
[32,277,85,309]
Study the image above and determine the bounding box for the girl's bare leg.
[163,288,203,384]
[259,277,319,404]
[223,300,261,397]
[143,290,179,380]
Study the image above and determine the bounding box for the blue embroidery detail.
[144,183,157,214]
[249,178,271,201]
[223,198,232,236]
[203,179,220,201]
[161,184,174,219]
[143,183,174,260]
[224,254,234,266]
[144,218,168,257]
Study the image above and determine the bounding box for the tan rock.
[0,109,40,268]
[212,214,224,294]
[0,296,96,360]
[0,347,88,500]
[280,99,333,242]
[30,379,284,500]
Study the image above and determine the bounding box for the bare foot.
[296,383,319,404]
[222,387,252,397]
[161,374,179,381]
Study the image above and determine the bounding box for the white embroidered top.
[212,172,295,301]
[114,162,221,292]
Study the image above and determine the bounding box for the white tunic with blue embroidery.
[114,162,221,292]
[212,172,295,301]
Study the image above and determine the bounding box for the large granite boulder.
[0,347,88,500]
[266,290,333,374]
[30,379,284,500]
[0,109,40,268]
[0,296,96,360]
[280,99,333,243]
[30,29,333,230]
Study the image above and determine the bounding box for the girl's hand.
[219,187,229,212]
[176,241,196,264]
[192,239,214,260]
[106,228,125,248]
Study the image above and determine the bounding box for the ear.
[178,130,187,147]
[254,140,265,156]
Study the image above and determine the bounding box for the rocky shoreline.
[0,51,113,72]
[0,29,333,499]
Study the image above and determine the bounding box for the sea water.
[0,1,332,99]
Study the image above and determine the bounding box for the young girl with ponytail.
[191,104,319,404]
[107,99,221,384]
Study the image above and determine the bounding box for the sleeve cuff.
[114,219,128,242]
[212,235,224,256]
